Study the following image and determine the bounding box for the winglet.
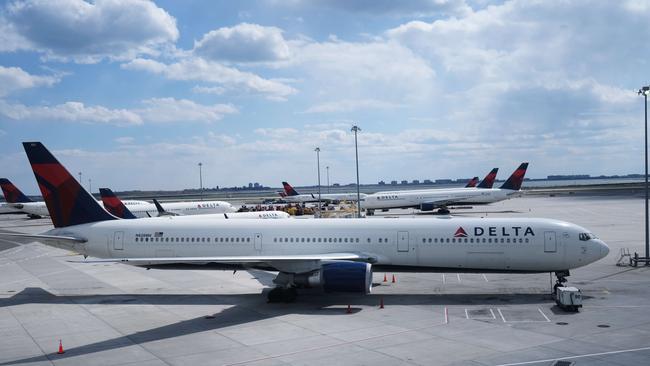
[99,188,137,219]
[500,163,529,191]
[282,181,299,196]
[0,178,34,203]
[22,142,117,227]
[464,177,479,188]
[477,168,499,189]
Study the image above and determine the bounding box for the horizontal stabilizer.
[0,230,86,251]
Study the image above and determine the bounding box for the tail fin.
[22,142,117,228]
[500,163,529,191]
[282,181,299,196]
[277,191,287,198]
[464,177,479,188]
[477,168,499,189]
[0,178,34,203]
[99,188,137,219]
[152,198,178,216]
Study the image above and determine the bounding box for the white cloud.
[192,85,226,95]
[0,100,143,124]
[114,136,134,144]
[304,99,403,113]
[193,23,290,62]
[135,98,237,123]
[271,0,471,17]
[0,66,60,96]
[122,57,297,101]
[1,0,178,63]
[0,97,237,125]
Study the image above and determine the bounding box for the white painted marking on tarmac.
[537,308,551,322]
[494,346,650,366]
[497,308,507,323]
[489,308,496,319]
[457,273,461,282]
[482,274,489,282]
[442,273,446,284]
[444,307,449,324]
[464,308,470,319]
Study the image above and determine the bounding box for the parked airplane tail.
[99,188,137,219]
[477,168,499,189]
[22,142,117,228]
[277,191,287,198]
[282,181,300,196]
[500,163,529,191]
[465,177,479,188]
[0,178,34,203]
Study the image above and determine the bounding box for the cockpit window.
[579,233,596,241]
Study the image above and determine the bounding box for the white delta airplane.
[97,187,236,218]
[280,181,367,203]
[0,143,609,303]
[0,178,149,218]
[362,163,529,215]
[99,187,289,220]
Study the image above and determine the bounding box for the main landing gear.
[267,286,297,303]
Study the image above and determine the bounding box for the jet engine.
[420,203,437,211]
[293,261,372,294]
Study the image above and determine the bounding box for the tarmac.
[0,194,649,365]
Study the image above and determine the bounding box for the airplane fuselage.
[52,217,608,273]
[362,188,516,210]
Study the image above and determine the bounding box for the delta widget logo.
[454,227,468,238]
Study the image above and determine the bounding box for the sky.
[0,0,648,194]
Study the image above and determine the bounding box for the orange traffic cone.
[392,274,396,283]
[379,297,384,309]
[346,305,352,314]
[57,340,65,354]
[383,273,387,282]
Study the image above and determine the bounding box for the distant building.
[378,180,385,185]
[401,180,408,185]
[391,180,398,185]
[435,179,453,184]
[412,179,420,184]
[423,179,433,184]
[254,182,260,188]
[333,183,340,187]
[547,175,590,180]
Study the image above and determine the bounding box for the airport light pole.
[351,125,362,218]
[198,162,203,201]
[639,86,650,264]
[326,166,330,193]
[315,147,322,215]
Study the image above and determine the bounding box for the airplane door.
[397,231,409,252]
[113,231,124,250]
[544,231,557,253]
[254,233,262,251]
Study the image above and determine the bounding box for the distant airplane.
[1,178,149,218]
[99,188,289,220]
[280,181,367,203]
[0,143,608,303]
[98,188,236,218]
[362,163,528,215]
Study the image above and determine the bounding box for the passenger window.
[500,238,504,243]
[446,238,450,243]
[356,238,359,243]
[422,238,426,243]
[525,238,529,243]
[367,238,371,243]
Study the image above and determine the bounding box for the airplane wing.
[74,252,376,265]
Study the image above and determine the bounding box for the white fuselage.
[11,199,150,218]
[362,188,516,210]
[52,217,608,273]
[125,200,236,218]
[284,192,367,203]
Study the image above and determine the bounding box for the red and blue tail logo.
[477,168,499,189]
[0,178,34,203]
[282,181,299,196]
[22,142,117,228]
[500,163,529,191]
[465,177,479,188]
[100,188,137,219]
[454,227,468,238]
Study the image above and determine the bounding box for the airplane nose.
[599,240,610,259]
